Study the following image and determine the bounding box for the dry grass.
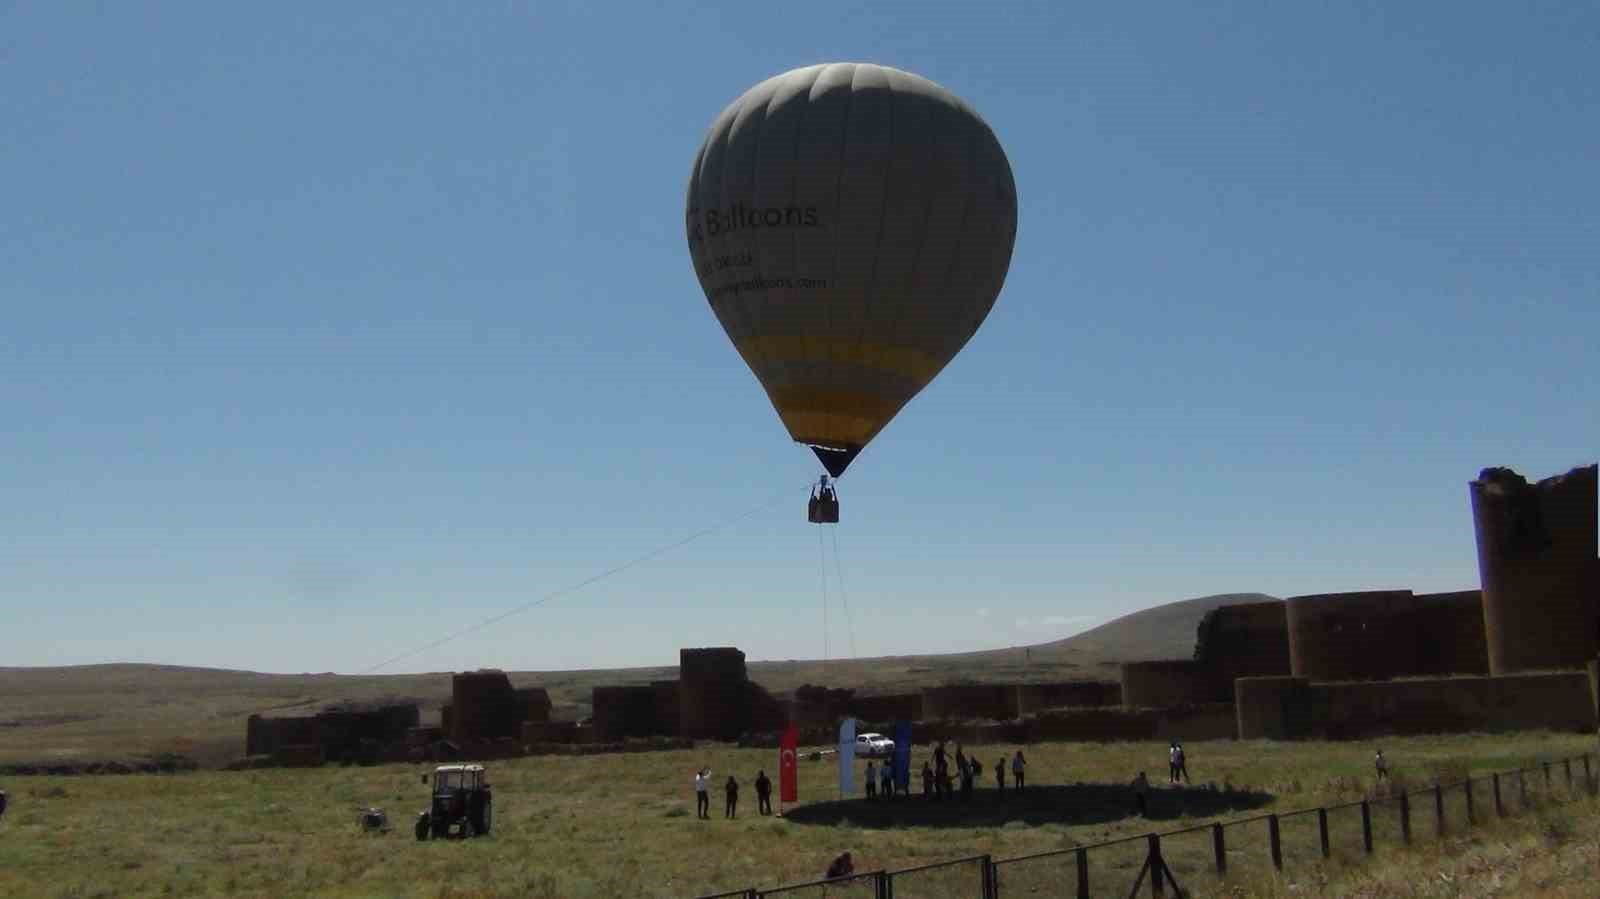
[0,731,1592,898]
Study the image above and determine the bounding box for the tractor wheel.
[414,814,430,841]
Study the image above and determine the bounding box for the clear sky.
[4,2,1595,674]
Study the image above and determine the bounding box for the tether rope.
[831,526,857,659]
[360,483,799,674]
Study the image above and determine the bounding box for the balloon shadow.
[782,783,1273,829]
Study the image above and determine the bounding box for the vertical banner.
[779,723,799,804]
[893,721,912,793]
[837,717,856,797]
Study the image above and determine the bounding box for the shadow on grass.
[782,783,1274,829]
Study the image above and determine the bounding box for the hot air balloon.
[686,63,1017,522]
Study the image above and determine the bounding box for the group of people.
[1130,741,1192,816]
[693,768,775,819]
[913,741,1027,800]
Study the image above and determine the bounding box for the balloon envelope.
[687,63,1017,476]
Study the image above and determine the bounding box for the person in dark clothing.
[995,757,1006,794]
[865,760,877,798]
[826,851,855,879]
[933,742,949,799]
[954,745,968,782]
[921,761,935,797]
[879,759,893,799]
[755,770,773,815]
[959,757,974,800]
[1133,771,1151,817]
[1012,750,1027,790]
[724,775,739,818]
[1172,743,1189,784]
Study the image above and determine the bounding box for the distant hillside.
[1033,593,1281,662]
[0,592,1277,767]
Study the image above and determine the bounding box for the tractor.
[414,763,492,840]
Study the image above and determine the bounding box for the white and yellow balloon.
[687,62,1017,478]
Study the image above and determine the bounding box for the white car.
[855,732,895,758]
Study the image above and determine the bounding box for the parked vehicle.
[855,733,895,758]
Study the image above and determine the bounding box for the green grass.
[0,730,1592,898]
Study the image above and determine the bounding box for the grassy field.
[1,730,1592,898]
[0,593,1269,768]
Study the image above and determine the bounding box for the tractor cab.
[415,763,492,840]
[807,475,840,524]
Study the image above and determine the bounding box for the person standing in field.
[864,759,877,798]
[1132,771,1151,817]
[1169,741,1181,784]
[1172,743,1189,784]
[755,770,773,815]
[1374,749,1389,783]
[921,761,934,798]
[1012,750,1027,790]
[994,757,1006,795]
[879,758,893,799]
[694,768,711,819]
[724,774,739,819]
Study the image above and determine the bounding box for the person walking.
[865,759,877,798]
[1172,743,1189,784]
[694,768,711,819]
[994,757,1006,795]
[755,770,773,815]
[1132,771,1151,817]
[921,761,935,798]
[724,774,740,819]
[1012,750,1027,791]
[1374,749,1389,783]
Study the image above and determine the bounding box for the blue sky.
[3,2,1594,674]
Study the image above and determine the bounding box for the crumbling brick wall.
[245,714,320,757]
[1287,590,1491,681]
[850,692,923,724]
[449,670,521,743]
[1120,660,1225,707]
[678,647,750,740]
[791,684,854,729]
[1014,681,1121,715]
[921,684,1018,721]
[1410,591,1490,676]
[1030,704,1238,742]
[651,681,680,736]
[515,687,552,725]
[1472,464,1599,675]
[591,686,660,741]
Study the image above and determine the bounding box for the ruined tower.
[1471,465,1598,675]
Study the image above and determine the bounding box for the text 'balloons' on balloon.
[687,63,1018,478]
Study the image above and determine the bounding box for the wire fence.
[693,750,1598,899]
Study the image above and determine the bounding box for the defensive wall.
[244,702,419,765]
[1471,464,1599,675]
[679,647,750,740]
[1285,589,1489,682]
[1236,672,1597,740]
[851,692,924,725]
[1015,681,1122,715]
[1194,600,1290,687]
[591,685,663,742]
[921,684,1020,721]
[449,670,521,743]
[1120,660,1225,708]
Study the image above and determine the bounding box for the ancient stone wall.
[1014,681,1121,715]
[791,684,854,729]
[1238,672,1595,740]
[524,720,579,744]
[1235,676,1314,741]
[591,686,661,742]
[1120,660,1225,707]
[921,684,1019,721]
[1287,590,1419,681]
[850,692,924,724]
[1029,704,1238,743]
[651,681,680,736]
[450,670,520,742]
[515,687,552,724]
[1472,464,1599,674]
[679,647,750,740]
[1410,591,1490,676]
[1194,601,1290,687]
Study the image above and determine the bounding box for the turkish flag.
[779,723,799,803]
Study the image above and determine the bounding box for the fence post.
[1318,808,1330,858]
[1360,801,1373,854]
[979,854,993,899]
[1399,792,1411,844]
[1268,814,1283,870]
[1465,777,1476,825]
[875,869,891,899]
[1212,822,1227,874]
[1492,772,1504,816]
[1148,834,1165,897]
[1076,847,1089,899]
[1434,783,1445,837]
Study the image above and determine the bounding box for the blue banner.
[838,717,856,796]
[893,721,912,792]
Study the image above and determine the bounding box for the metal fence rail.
[693,751,1598,899]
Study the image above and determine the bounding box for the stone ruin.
[244,700,420,767]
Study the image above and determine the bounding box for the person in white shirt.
[1374,750,1389,783]
[694,769,711,819]
[1173,743,1189,784]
